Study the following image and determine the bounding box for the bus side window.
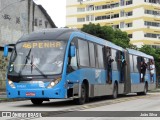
[78,39,90,67]
[89,42,96,68]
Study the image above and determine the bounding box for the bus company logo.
[2,112,11,117]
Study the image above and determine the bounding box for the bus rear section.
[126,49,156,95]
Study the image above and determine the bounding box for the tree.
[81,23,130,48]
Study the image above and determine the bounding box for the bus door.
[124,50,131,93]
[105,47,112,84]
[119,51,126,83]
[137,56,142,82]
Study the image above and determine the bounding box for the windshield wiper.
[30,61,47,78]
[18,48,32,76]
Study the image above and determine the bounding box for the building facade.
[0,0,56,89]
[0,0,56,47]
[66,0,160,47]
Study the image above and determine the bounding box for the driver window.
[70,48,78,70]
[67,42,78,73]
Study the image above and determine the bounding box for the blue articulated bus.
[3,28,156,105]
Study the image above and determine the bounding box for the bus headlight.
[47,77,61,88]
[8,80,16,88]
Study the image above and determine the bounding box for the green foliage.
[81,23,130,48]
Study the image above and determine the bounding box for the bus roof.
[18,28,78,42]
[127,48,154,59]
[70,31,123,51]
[18,28,124,51]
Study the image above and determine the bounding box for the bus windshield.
[8,40,67,76]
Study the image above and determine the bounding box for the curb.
[0,98,28,103]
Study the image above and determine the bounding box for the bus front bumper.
[6,88,66,99]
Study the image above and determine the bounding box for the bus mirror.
[69,45,75,57]
[3,45,8,57]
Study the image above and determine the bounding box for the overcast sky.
[34,0,66,28]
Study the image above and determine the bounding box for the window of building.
[77,8,85,12]
[95,15,110,21]
[144,33,160,38]
[102,4,110,9]
[111,13,119,19]
[78,39,90,67]
[39,20,42,26]
[128,34,133,38]
[145,9,160,16]
[120,0,125,6]
[95,6,102,10]
[144,21,160,27]
[126,11,133,16]
[86,15,94,21]
[95,3,119,11]
[45,21,48,28]
[120,22,125,28]
[89,42,96,67]
[34,19,37,26]
[111,3,119,8]
[120,10,125,17]
[96,45,104,69]
[112,25,119,29]
[86,5,94,11]
[126,0,133,5]
[77,18,85,22]
[126,23,132,28]
[144,0,160,4]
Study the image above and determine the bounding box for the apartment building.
[66,0,160,47]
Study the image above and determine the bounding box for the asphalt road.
[0,92,160,120]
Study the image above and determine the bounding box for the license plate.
[26,92,35,96]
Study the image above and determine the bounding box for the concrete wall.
[0,0,55,89]
[0,0,54,47]
[0,0,28,46]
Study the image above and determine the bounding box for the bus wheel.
[112,83,118,99]
[31,98,43,105]
[75,83,86,105]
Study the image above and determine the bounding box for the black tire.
[112,83,118,99]
[31,98,43,105]
[75,83,86,105]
